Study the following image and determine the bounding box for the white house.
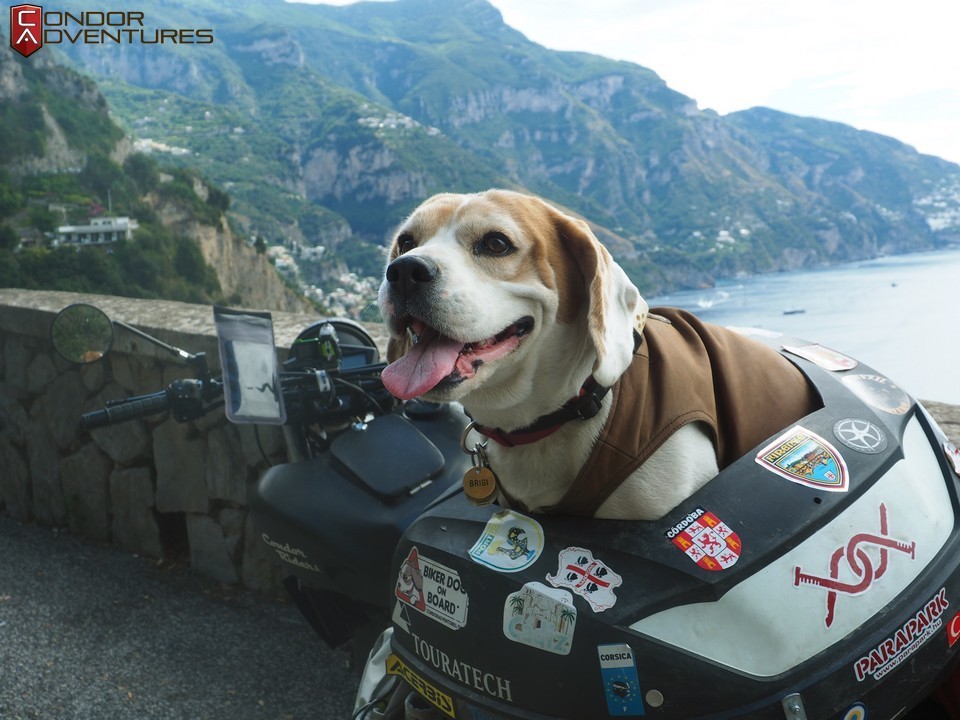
[56,217,139,247]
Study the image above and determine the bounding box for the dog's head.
[378,190,646,422]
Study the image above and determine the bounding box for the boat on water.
[783,307,806,315]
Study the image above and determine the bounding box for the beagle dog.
[378,190,816,520]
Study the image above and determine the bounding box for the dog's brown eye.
[477,231,513,256]
[396,233,416,255]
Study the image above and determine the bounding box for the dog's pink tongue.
[381,330,464,400]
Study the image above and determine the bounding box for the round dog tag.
[463,466,498,505]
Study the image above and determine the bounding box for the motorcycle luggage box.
[386,343,960,719]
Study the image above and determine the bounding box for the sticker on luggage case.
[783,343,858,371]
[469,510,544,573]
[503,582,576,655]
[395,546,469,630]
[665,507,741,571]
[386,653,456,718]
[546,547,622,612]
[598,644,645,716]
[756,426,849,492]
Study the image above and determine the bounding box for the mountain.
[36,0,960,301]
[0,48,310,312]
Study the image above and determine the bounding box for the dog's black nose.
[386,255,439,296]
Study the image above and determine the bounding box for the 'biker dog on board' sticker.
[395,546,469,630]
[665,507,741,571]
[469,510,544,573]
[546,547,622,612]
[756,426,849,492]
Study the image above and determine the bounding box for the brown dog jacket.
[546,308,821,516]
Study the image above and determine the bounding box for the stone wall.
[2,288,959,595]
[0,288,388,593]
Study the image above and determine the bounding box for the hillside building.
[55,217,138,247]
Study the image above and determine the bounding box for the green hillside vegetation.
[1,158,223,303]
[45,0,960,298]
[0,51,228,303]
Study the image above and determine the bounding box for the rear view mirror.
[51,303,114,364]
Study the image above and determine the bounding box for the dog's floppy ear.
[553,211,647,387]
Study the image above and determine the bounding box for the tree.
[0,169,22,220]
[123,153,160,194]
[79,153,129,207]
[206,185,230,213]
[174,235,208,286]
[0,223,19,252]
[27,205,58,233]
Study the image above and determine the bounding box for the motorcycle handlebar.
[79,363,389,432]
[81,390,171,430]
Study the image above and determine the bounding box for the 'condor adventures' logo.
[10,4,43,57]
[8,5,213,56]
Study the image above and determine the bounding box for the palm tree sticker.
[502,582,576,655]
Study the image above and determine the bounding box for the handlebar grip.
[81,390,171,430]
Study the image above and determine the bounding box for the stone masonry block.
[39,370,88,450]
[205,425,248,505]
[3,338,31,396]
[78,357,106,393]
[27,416,65,526]
[154,420,208,514]
[0,388,28,445]
[60,443,112,541]
[110,466,163,559]
[27,353,57,395]
[0,437,31,521]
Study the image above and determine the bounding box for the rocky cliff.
[45,0,960,298]
[0,47,311,313]
[152,189,311,313]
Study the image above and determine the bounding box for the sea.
[646,248,960,405]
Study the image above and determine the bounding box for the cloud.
[490,0,960,163]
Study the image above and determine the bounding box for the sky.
[293,0,960,166]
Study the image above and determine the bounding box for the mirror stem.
[113,319,203,365]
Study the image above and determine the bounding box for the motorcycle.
[51,302,960,720]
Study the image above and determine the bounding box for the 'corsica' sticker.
[598,644,646,717]
[756,426,849,492]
